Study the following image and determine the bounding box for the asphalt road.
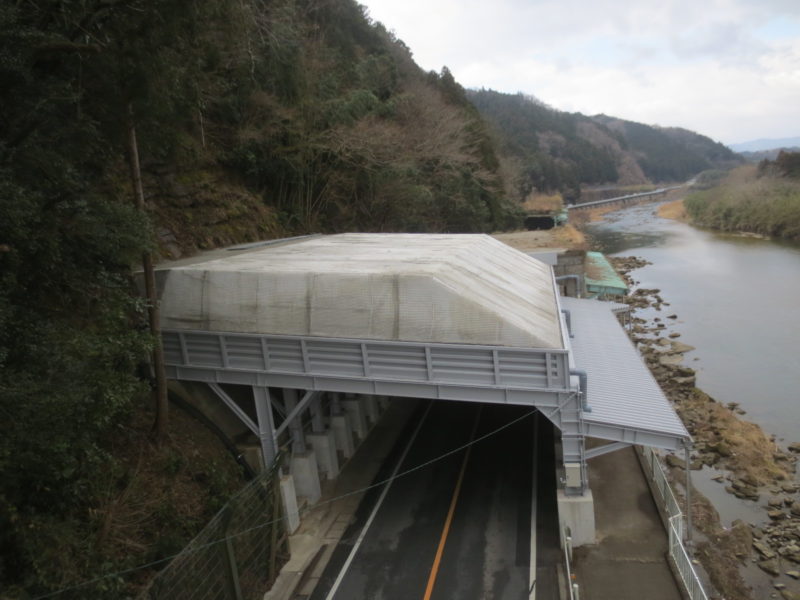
[310,400,560,600]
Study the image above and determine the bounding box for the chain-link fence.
[139,461,289,600]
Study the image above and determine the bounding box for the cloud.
[361,0,800,143]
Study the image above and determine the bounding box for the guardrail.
[639,447,709,600]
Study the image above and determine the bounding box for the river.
[586,202,800,447]
[586,201,800,596]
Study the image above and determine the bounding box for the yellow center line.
[423,408,482,600]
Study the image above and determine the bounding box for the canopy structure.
[155,233,563,349]
[560,296,690,450]
[154,233,690,501]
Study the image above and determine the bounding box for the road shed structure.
[154,233,689,544]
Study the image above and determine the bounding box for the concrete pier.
[280,475,300,534]
[342,397,368,441]
[557,489,596,547]
[331,414,355,458]
[306,430,339,480]
[291,452,321,505]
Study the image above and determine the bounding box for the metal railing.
[641,446,683,520]
[640,447,709,600]
[560,525,580,600]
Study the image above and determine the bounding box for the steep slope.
[467,90,620,201]
[1,1,516,596]
[468,90,743,203]
[593,115,743,182]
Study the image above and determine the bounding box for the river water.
[587,202,800,597]
[586,202,800,446]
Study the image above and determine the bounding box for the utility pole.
[128,103,168,443]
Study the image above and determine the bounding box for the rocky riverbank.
[612,256,800,600]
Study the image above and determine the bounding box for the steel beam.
[276,389,321,453]
[207,382,258,436]
[584,441,630,460]
[253,386,278,468]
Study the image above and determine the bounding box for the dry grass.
[492,224,587,252]
[521,192,563,213]
[657,199,687,221]
[677,388,789,485]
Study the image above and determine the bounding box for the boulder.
[755,540,777,558]
[670,341,696,354]
[659,354,683,367]
[666,454,686,469]
[759,558,781,576]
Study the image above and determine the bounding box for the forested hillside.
[0,0,515,596]
[469,89,742,202]
[685,152,800,240]
[467,90,620,202]
[592,115,742,182]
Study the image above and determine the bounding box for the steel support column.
[542,391,589,494]
[253,386,278,469]
[282,389,306,454]
[330,392,343,415]
[311,394,326,433]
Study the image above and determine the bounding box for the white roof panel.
[154,234,565,349]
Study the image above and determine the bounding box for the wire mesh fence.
[138,461,288,600]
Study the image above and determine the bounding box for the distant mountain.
[729,137,800,153]
[592,115,742,182]
[467,89,743,201]
[740,147,800,162]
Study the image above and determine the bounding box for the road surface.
[310,400,561,600]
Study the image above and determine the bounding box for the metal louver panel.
[266,338,304,372]
[430,347,494,385]
[225,336,264,370]
[161,330,571,393]
[184,333,223,367]
[305,340,364,377]
[368,345,428,381]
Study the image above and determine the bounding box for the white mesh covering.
[154,234,564,349]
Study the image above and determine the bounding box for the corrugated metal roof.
[584,251,628,294]
[561,296,690,447]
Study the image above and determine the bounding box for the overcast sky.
[359,0,800,145]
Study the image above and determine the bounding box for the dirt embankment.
[613,257,800,600]
[492,224,588,251]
